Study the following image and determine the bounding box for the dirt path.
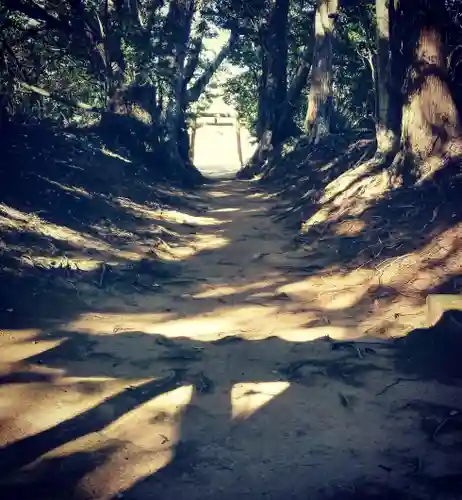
[1,180,461,500]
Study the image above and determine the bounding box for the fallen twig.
[99,263,107,287]
[431,410,459,441]
[376,377,419,396]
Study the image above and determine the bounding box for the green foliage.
[0,0,239,129]
[223,70,258,133]
[221,0,376,137]
[332,1,376,130]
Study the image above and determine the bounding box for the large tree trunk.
[276,46,312,137]
[267,0,290,145]
[246,0,290,169]
[304,0,338,144]
[162,0,196,170]
[398,0,461,176]
[256,30,269,141]
[375,0,400,154]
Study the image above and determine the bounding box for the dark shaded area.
[0,447,114,500]
[395,309,462,383]
[324,483,421,500]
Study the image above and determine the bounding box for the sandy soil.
[0,179,461,500]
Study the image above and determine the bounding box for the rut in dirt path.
[1,180,462,500]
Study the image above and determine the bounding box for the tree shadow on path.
[0,320,461,500]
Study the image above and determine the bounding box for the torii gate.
[189,112,243,167]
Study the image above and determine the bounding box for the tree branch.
[186,29,238,103]
[4,0,70,31]
[276,45,312,130]
[183,37,203,86]
[2,39,28,82]
[18,81,102,113]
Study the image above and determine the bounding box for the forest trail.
[1,179,461,500]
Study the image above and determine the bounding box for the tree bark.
[256,25,269,140]
[375,0,399,154]
[276,45,312,136]
[163,0,196,165]
[254,0,290,155]
[399,0,461,168]
[304,0,338,143]
[235,117,243,166]
[266,0,290,145]
[189,119,198,162]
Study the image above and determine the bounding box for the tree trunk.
[375,0,399,154]
[189,119,198,162]
[256,0,290,144]
[235,117,243,167]
[398,0,461,173]
[250,0,290,164]
[304,0,338,143]
[267,0,290,145]
[256,34,269,141]
[276,46,312,137]
[162,0,196,171]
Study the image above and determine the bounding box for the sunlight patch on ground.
[333,219,367,236]
[320,157,385,206]
[301,207,330,231]
[0,376,131,445]
[105,384,193,447]
[279,270,375,296]
[168,233,231,260]
[231,382,290,420]
[101,147,132,163]
[0,204,111,253]
[82,448,172,500]
[1,381,195,498]
[0,329,55,365]
[38,178,94,198]
[206,190,234,198]
[0,338,62,365]
[248,192,270,200]
[19,255,101,271]
[64,307,281,341]
[157,209,228,227]
[301,158,389,233]
[87,385,194,497]
[209,207,241,213]
[275,325,362,342]
[114,197,226,227]
[192,278,282,299]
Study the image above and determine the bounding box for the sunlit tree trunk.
[304,0,338,144]
[398,0,461,176]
